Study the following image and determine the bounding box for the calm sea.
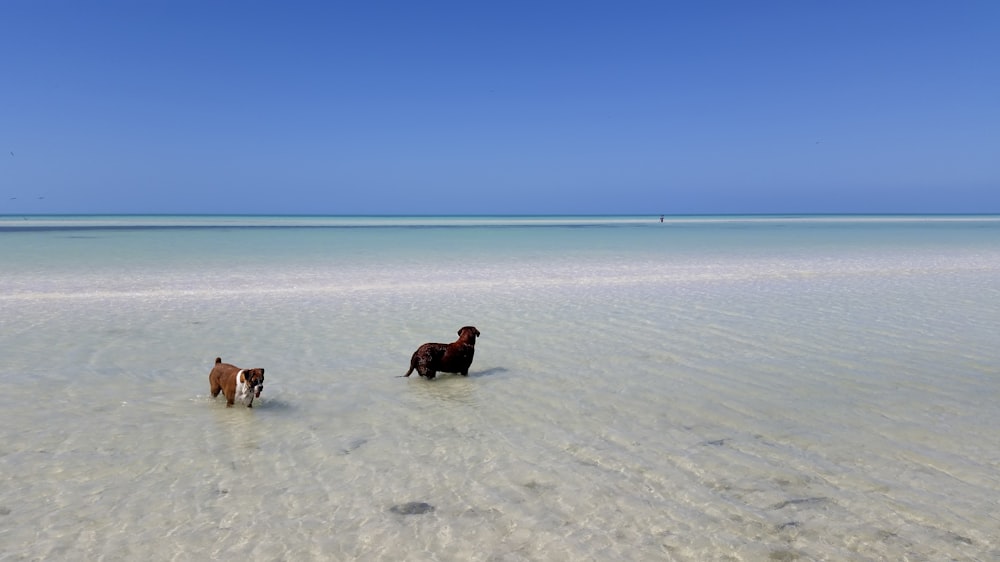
[1,215,998,561]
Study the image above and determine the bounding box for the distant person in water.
[660,215,664,223]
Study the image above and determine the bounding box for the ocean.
[1,214,998,561]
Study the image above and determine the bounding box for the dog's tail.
[402,356,417,378]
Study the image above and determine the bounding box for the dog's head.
[457,326,480,346]
[243,368,265,398]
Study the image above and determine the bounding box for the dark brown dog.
[209,357,265,408]
[404,326,480,380]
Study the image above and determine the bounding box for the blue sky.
[2,1,998,215]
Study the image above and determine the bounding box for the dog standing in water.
[404,326,480,380]
[209,357,265,407]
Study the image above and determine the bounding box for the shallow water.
[1,215,999,560]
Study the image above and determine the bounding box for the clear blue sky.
[2,1,998,215]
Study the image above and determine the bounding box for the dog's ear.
[476,329,481,337]
[260,369,265,376]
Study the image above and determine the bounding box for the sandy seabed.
[2,220,999,561]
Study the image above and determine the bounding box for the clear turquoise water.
[1,215,998,560]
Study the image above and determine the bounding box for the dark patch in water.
[770,497,828,510]
[522,480,554,492]
[875,529,897,541]
[769,548,800,561]
[461,507,501,519]
[341,438,368,455]
[948,532,974,545]
[469,367,509,378]
[777,521,800,531]
[254,399,293,411]
[702,439,728,447]
[390,502,435,515]
[0,506,11,515]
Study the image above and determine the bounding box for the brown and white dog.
[404,326,480,380]
[209,357,265,408]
